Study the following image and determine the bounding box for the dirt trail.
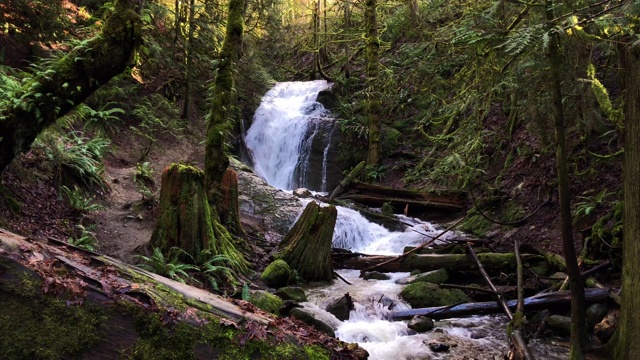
[95,134,203,263]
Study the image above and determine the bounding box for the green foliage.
[1,0,71,43]
[66,103,125,134]
[187,249,240,292]
[574,188,615,224]
[365,164,386,182]
[60,185,104,212]
[33,131,110,191]
[67,224,98,251]
[134,162,156,201]
[130,94,183,160]
[136,247,199,284]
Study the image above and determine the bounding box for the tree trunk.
[615,37,640,360]
[0,229,367,359]
[0,0,142,175]
[365,0,381,166]
[204,0,245,215]
[181,0,197,119]
[151,164,248,272]
[545,2,586,358]
[220,168,246,238]
[329,160,365,200]
[278,201,337,282]
[335,251,545,273]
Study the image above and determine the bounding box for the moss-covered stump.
[220,168,246,238]
[400,282,467,308]
[150,163,248,273]
[0,228,367,360]
[249,290,284,314]
[278,201,337,282]
[260,259,291,288]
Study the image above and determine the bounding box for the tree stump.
[150,164,247,272]
[220,168,246,238]
[278,201,337,282]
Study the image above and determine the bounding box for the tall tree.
[615,34,640,360]
[204,0,246,221]
[365,0,381,166]
[0,0,142,175]
[545,1,586,358]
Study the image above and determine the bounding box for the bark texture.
[278,201,337,282]
[545,2,586,358]
[150,164,248,272]
[220,168,246,238]
[0,0,142,174]
[615,39,640,360]
[204,0,245,212]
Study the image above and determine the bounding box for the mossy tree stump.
[150,163,248,273]
[220,168,246,238]
[278,201,337,282]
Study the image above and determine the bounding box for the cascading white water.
[246,82,568,360]
[245,80,333,190]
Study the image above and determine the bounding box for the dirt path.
[95,133,203,263]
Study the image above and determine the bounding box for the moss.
[0,277,105,360]
[249,290,283,314]
[275,287,308,302]
[400,282,467,308]
[260,260,291,288]
[459,210,494,238]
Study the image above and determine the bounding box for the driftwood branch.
[389,288,612,320]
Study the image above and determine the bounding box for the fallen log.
[336,251,545,273]
[389,288,611,320]
[0,228,366,359]
[337,181,467,215]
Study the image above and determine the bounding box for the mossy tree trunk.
[220,168,246,238]
[204,0,245,215]
[278,201,337,282]
[151,164,248,272]
[0,0,142,175]
[545,2,586,359]
[365,0,381,166]
[615,37,640,360]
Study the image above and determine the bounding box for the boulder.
[288,308,335,337]
[361,271,391,281]
[396,268,449,285]
[275,287,308,302]
[231,158,303,239]
[326,293,355,321]
[408,315,435,332]
[248,290,283,314]
[292,188,313,198]
[545,315,572,337]
[259,259,291,288]
[400,282,467,308]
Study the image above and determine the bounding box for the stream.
[245,81,568,359]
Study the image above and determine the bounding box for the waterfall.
[245,80,335,191]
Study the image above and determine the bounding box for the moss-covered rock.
[249,290,284,314]
[396,268,449,285]
[260,260,291,288]
[275,287,307,302]
[400,282,467,308]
